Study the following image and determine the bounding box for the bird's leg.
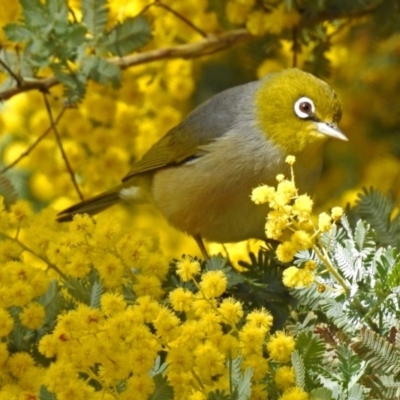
[193,234,209,259]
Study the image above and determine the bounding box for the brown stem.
[0,76,58,101]
[0,57,23,86]
[155,1,208,38]
[140,0,207,37]
[42,94,84,200]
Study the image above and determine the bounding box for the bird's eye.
[294,97,315,119]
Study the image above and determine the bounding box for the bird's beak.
[316,122,348,141]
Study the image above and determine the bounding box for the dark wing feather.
[122,124,210,182]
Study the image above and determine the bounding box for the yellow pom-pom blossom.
[305,260,317,271]
[285,155,296,165]
[121,374,155,400]
[199,270,228,298]
[251,185,276,205]
[276,241,297,263]
[292,195,313,222]
[191,292,217,317]
[167,346,195,374]
[153,307,180,343]
[0,240,23,264]
[0,308,14,337]
[169,287,194,313]
[246,307,274,332]
[100,293,126,316]
[290,230,313,251]
[277,180,297,204]
[279,386,309,400]
[246,10,270,36]
[266,331,296,363]
[8,281,34,307]
[276,173,285,182]
[9,200,33,228]
[245,4,299,36]
[19,302,46,330]
[275,366,295,390]
[239,323,267,356]
[225,1,253,25]
[194,342,225,382]
[132,274,163,299]
[69,214,95,235]
[176,256,201,282]
[331,206,344,221]
[265,209,290,240]
[95,253,125,288]
[282,266,315,288]
[318,212,332,232]
[218,297,243,325]
[188,391,207,400]
[134,295,161,324]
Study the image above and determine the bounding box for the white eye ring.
[294,97,315,119]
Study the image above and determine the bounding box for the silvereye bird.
[57,68,347,256]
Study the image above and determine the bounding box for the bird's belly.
[151,133,323,243]
[152,165,272,243]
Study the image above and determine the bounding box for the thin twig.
[42,94,84,200]
[0,231,70,282]
[155,1,208,37]
[139,0,207,37]
[0,57,23,86]
[311,243,349,294]
[0,106,67,174]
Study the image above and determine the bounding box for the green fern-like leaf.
[354,219,376,256]
[353,328,400,374]
[102,16,152,56]
[90,281,103,308]
[150,356,168,377]
[353,188,400,248]
[230,356,243,387]
[292,350,306,389]
[333,242,354,280]
[365,374,400,399]
[39,385,56,400]
[368,375,400,399]
[296,330,326,366]
[336,344,363,387]
[208,390,232,400]
[347,383,365,400]
[150,373,174,400]
[309,387,333,400]
[386,252,400,289]
[37,280,65,333]
[81,0,108,39]
[0,174,18,209]
[237,368,253,400]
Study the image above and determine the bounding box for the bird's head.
[255,68,347,155]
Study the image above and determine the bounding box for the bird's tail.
[56,188,121,222]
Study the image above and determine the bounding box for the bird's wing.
[122,81,257,182]
[122,124,212,182]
